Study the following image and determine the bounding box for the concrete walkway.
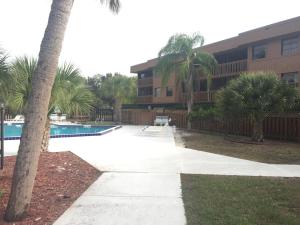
[52,126,186,225]
[5,125,300,225]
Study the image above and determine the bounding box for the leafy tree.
[155,33,217,129]
[87,74,107,107]
[88,73,137,122]
[5,0,120,221]
[216,71,298,142]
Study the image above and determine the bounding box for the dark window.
[138,87,153,96]
[166,87,173,96]
[138,70,153,79]
[154,87,161,97]
[282,72,299,86]
[252,44,266,60]
[193,80,200,91]
[282,37,299,56]
[199,80,207,91]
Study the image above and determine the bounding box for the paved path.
[52,126,185,225]
[5,125,300,225]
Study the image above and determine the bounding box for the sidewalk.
[52,126,186,225]
[54,172,185,225]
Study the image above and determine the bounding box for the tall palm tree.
[3,0,120,218]
[156,33,217,129]
[7,57,94,151]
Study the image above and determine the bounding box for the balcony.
[138,77,153,86]
[180,91,216,103]
[214,59,247,76]
[194,91,216,102]
[136,96,153,104]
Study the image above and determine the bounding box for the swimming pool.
[3,123,119,140]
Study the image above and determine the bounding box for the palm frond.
[8,56,37,113]
[0,49,10,101]
[100,0,120,13]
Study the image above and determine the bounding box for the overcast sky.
[0,0,299,77]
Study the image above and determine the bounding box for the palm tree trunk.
[187,74,193,130]
[41,118,51,152]
[207,73,212,102]
[5,0,74,221]
[252,118,264,142]
[207,83,211,102]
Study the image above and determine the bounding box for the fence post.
[0,103,4,170]
[298,117,300,142]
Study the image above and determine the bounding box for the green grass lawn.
[177,130,300,164]
[181,174,300,225]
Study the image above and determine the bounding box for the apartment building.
[131,16,300,106]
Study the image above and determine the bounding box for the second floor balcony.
[138,77,153,86]
[213,59,247,77]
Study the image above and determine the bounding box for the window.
[199,80,207,91]
[282,37,299,56]
[166,87,173,96]
[252,44,267,60]
[193,80,200,92]
[154,87,161,97]
[138,70,153,79]
[281,72,299,86]
[138,87,153,96]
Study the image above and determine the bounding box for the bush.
[188,104,220,121]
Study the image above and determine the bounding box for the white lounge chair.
[5,115,25,123]
[154,116,171,126]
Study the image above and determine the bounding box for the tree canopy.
[87,73,137,108]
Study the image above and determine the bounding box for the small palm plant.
[8,57,94,150]
[216,71,298,142]
[156,33,217,129]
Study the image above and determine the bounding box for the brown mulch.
[0,151,101,225]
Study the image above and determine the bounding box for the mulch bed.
[0,151,101,225]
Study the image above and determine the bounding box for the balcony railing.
[180,91,216,103]
[136,96,153,104]
[138,77,153,86]
[213,59,247,76]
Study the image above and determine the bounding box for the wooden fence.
[90,108,114,122]
[122,109,300,142]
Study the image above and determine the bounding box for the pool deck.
[4,125,300,225]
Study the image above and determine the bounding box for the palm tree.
[5,1,120,221]
[0,49,10,103]
[7,57,94,151]
[156,33,217,129]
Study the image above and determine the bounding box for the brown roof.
[131,16,300,73]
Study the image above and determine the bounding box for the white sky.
[0,0,299,77]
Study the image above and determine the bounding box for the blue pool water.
[3,123,114,139]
